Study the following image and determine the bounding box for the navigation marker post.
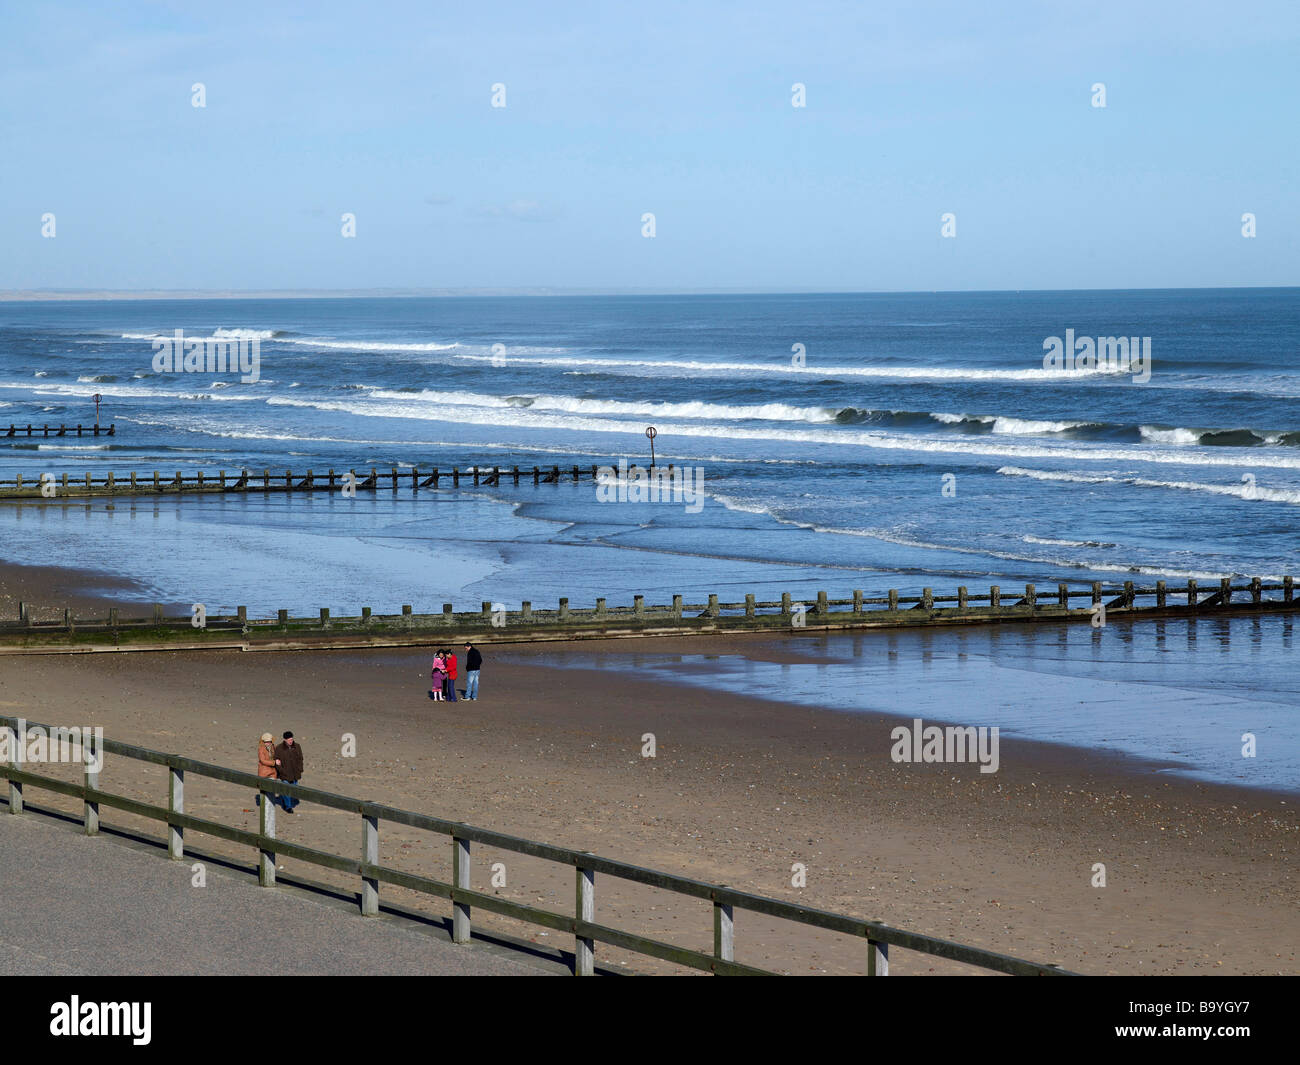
[646,425,657,468]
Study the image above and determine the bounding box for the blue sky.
[2,1,1297,292]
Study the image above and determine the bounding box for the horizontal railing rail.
[0,714,1072,977]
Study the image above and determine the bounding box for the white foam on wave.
[252,391,1300,472]
[363,389,842,424]
[1140,426,1202,446]
[990,417,1093,435]
[998,465,1300,504]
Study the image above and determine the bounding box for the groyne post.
[559,597,570,622]
[1156,581,1166,608]
[853,590,863,615]
[958,586,968,609]
[990,586,1000,609]
[888,590,898,611]
[745,594,755,618]
[673,595,683,619]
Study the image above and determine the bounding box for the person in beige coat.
[257,732,280,808]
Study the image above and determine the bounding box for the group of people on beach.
[431,642,483,701]
[256,730,304,812]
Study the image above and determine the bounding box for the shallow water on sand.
[532,615,1300,793]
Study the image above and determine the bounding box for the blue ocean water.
[1,290,1298,613]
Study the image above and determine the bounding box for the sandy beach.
[1,558,1295,976]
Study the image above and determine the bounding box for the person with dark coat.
[274,732,304,812]
[464,643,483,700]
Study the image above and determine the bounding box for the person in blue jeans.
[274,732,304,812]
[464,642,483,700]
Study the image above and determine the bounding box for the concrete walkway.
[0,812,554,975]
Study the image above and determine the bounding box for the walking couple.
[256,730,305,812]
[430,642,482,701]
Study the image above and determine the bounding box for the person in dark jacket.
[464,643,483,700]
[274,731,304,812]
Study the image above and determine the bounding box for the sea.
[1,289,1297,790]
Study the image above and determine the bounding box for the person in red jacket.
[444,649,458,702]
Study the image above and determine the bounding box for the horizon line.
[2,282,1298,302]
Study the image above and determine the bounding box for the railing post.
[168,764,184,859]
[259,786,276,887]
[712,890,734,971]
[575,859,595,976]
[7,734,22,814]
[361,812,379,915]
[868,936,889,976]
[452,835,471,943]
[83,737,99,835]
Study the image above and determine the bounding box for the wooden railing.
[0,715,1073,977]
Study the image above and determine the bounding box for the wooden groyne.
[0,463,617,498]
[3,423,114,440]
[0,713,1073,976]
[1,577,1295,654]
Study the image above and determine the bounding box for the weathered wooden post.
[596,597,608,619]
[1092,582,1102,606]
[533,466,540,485]
[1286,576,1294,603]
[168,763,184,859]
[713,889,734,969]
[1156,581,1166,608]
[781,592,792,616]
[575,859,595,976]
[868,934,889,976]
[130,471,137,490]
[1251,577,1262,605]
[277,609,288,627]
[153,471,160,491]
[559,597,570,622]
[259,786,276,887]
[320,607,330,629]
[817,590,829,615]
[402,605,412,628]
[1058,583,1068,607]
[472,467,480,486]
[7,725,23,813]
[672,594,683,619]
[521,601,532,622]
[83,735,99,835]
[922,588,933,612]
[1124,581,1135,607]
[361,812,379,916]
[361,607,372,624]
[1219,577,1231,606]
[1025,584,1036,610]
[481,601,492,622]
[707,594,719,617]
[1188,579,1198,609]
[958,586,968,610]
[745,593,756,618]
[888,589,898,611]
[634,594,645,618]
[443,603,454,624]
[237,606,247,626]
[452,834,471,942]
[989,586,1000,609]
[853,590,863,616]
[512,465,520,485]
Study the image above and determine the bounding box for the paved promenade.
[0,812,553,975]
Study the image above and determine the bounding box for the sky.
[1,0,1297,293]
